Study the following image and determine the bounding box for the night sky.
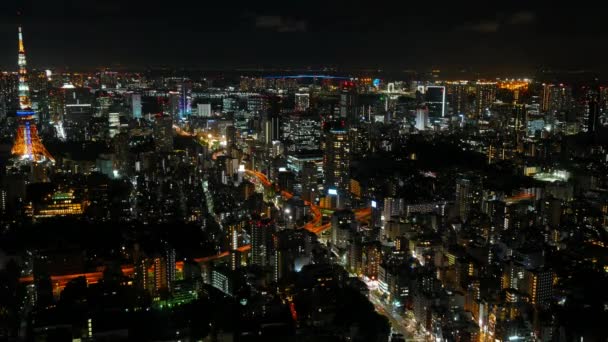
[0,0,607,75]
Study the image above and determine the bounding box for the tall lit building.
[154,114,174,152]
[339,82,358,125]
[383,197,405,221]
[512,104,527,133]
[582,90,600,133]
[295,91,310,111]
[197,103,212,117]
[251,218,275,267]
[474,81,497,118]
[261,97,282,145]
[300,162,317,202]
[446,81,468,116]
[415,107,429,131]
[131,93,142,119]
[11,26,54,164]
[455,178,482,221]
[525,268,553,307]
[323,121,350,193]
[600,86,608,114]
[0,72,18,120]
[544,84,573,118]
[144,246,176,294]
[177,79,192,119]
[425,85,446,117]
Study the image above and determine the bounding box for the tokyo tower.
[11,26,54,163]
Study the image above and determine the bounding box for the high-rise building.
[544,84,573,118]
[474,81,497,118]
[295,91,310,111]
[177,79,192,119]
[383,197,405,221]
[222,97,238,113]
[446,81,468,116]
[425,85,446,117]
[108,112,120,138]
[582,90,600,133]
[154,114,174,152]
[455,178,482,221]
[261,97,282,145]
[197,103,212,117]
[512,104,527,133]
[251,218,275,267]
[415,107,429,131]
[525,268,553,307]
[600,86,608,114]
[211,267,234,296]
[339,82,358,125]
[331,209,355,249]
[0,72,18,120]
[11,26,54,164]
[300,162,317,202]
[323,121,350,193]
[131,93,142,119]
[283,113,321,152]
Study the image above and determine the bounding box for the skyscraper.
[583,90,600,133]
[177,79,192,119]
[251,218,275,267]
[339,82,358,125]
[455,178,482,221]
[154,114,174,152]
[425,85,446,118]
[0,72,18,120]
[415,107,429,131]
[512,104,527,133]
[474,81,497,118]
[261,96,281,145]
[11,27,54,164]
[323,120,350,193]
[131,93,142,119]
[446,81,468,116]
[295,91,310,111]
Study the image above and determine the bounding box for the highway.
[368,291,428,342]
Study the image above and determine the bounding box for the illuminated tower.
[11,26,54,163]
[177,79,192,119]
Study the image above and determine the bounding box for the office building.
[154,114,173,152]
[455,178,482,221]
[415,107,428,131]
[251,218,275,267]
[177,79,192,119]
[425,85,446,117]
[295,91,310,111]
[583,90,600,133]
[197,103,212,117]
[474,81,497,118]
[323,121,350,193]
[131,93,142,119]
[446,81,468,116]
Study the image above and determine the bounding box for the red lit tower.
[11,26,54,163]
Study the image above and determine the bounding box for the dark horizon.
[0,1,607,77]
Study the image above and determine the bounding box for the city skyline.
[0,3,607,342]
